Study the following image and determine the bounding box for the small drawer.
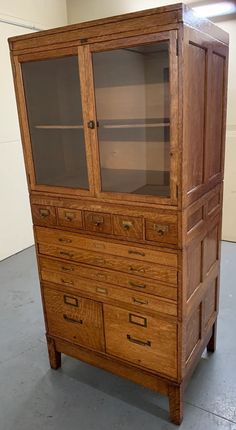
[31,204,57,226]
[145,214,177,245]
[43,287,105,351]
[113,215,143,240]
[85,211,112,234]
[58,207,83,229]
[104,304,177,378]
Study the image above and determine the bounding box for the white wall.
[0,1,68,261]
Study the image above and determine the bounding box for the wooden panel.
[31,204,57,226]
[185,305,201,362]
[58,207,83,229]
[103,304,177,378]
[38,243,177,285]
[40,256,177,301]
[113,215,143,240]
[145,213,177,245]
[205,52,225,181]
[184,41,206,193]
[203,225,218,277]
[43,287,105,351]
[203,279,217,328]
[41,269,177,317]
[35,226,178,267]
[186,242,202,300]
[84,211,112,234]
[187,207,204,233]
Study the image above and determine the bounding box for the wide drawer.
[39,256,178,301]
[35,226,177,267]
[103,304,177,378]
[43,287,105,351]
[41,269,177,317]
[38,243,177,285]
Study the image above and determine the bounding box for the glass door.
[89,32,178,204]
[18,48,94,196]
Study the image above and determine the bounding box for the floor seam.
[185,400,236,425]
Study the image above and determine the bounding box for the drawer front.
[58,208,83,229]
[41,269,177,317]
[38,243,177,285]
[113,215,143,240]
[39,257,178,301]
[43,287,105,351]
[84,211,112,234]
[145,214,177,245]
[35,226,177,267]
[103,304,177,378]
[32,205,57,226]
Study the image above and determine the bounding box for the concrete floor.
[0,242,235,430]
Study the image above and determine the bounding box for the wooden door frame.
[12,46,95,197]
[85,31,179,206]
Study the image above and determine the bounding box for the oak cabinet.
[9,3,228,425]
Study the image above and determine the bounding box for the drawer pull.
[61,266,74,272]
[63,314,83,324]
[65,212,75,221]
[60,251,74,258]
[129,281,146,289]
[96,273,107,280]
[122,221,133,231]
[61,278,74,285]
[93,220,104,226]
[127,334,151,347]
[64,295,78,307]
[59,238,72,243]
[129,266,145,273]
[153,224,169,236]
[39,208,50,217]
[128,249,145,257]
[96,287,108,295]
[132,297,148,305]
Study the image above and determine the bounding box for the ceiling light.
[192,1,236,17]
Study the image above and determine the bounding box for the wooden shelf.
[35,122,170,130]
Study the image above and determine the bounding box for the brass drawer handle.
[132,297,148,305]
[93,220,104,226]
[65,212,75,221]
[127,334,151,347]
[61,278,74,285]
[39,208,50,217]
[129,266,145,273]
[128,249,145,257]
[129,281,146,289]
[61,266,74,272]
[153,224,169,236]
[63,314,83,324]
[122,221,133,231]
[96,287,108,295]
[60,251,74,258]
[59,238,72,243]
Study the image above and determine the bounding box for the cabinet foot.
[46,336,61,369]
[168,384,183,425]
[207,321,217,353]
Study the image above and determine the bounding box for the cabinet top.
[8,3,228,54]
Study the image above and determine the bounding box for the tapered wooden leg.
[46,336,61,369]
[168,384,183,425]
[207,321,217,353]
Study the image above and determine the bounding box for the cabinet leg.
[168,384,183,425]
[207,321,217,353]
[46,336,61,369]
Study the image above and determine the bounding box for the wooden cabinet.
[9,4,228,425]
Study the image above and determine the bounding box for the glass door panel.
[21,55,89,190]
[92,42,170,197]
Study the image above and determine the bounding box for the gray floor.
[0,242,235,430]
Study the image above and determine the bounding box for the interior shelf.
[35,119,170,130]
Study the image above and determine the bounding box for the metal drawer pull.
[129,281,146,289]
[61,266,74,272]
[122,221,133,230]
[61,278,74,285]
[129,266,145,273]
[39,208,50,217]
[60,251,74,258]
[65,212,75,221]
[127,335,151,347]
[154,224,169,236]
[64,295,78,307]
[63,314,83,324]
[96,287,108,295]
[59,238,72,243]
[128,249,145,257]
[132,297,148,305]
